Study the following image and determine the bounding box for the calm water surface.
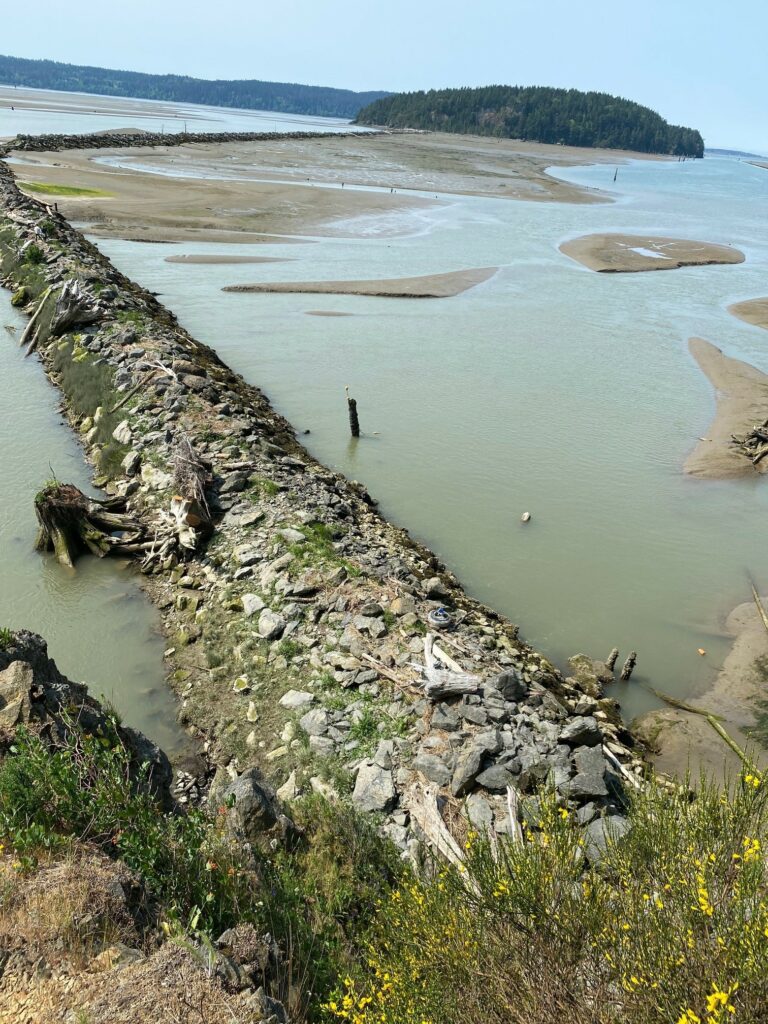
[94,155,768,722]
[0,308,184,752]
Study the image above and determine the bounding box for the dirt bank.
[223,267,498,298]
[560,233,745,273]
[685,338,768,478]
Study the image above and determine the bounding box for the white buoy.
[521,512,531,523]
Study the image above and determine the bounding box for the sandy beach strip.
[685,338,768,478]
[729,297,768,331]
[304,310,353,316]
[164,254,290,264]
[222,267,498,299]
[635,597,768,782]
[560,233,745,273]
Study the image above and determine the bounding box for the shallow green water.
[0,306,185,752]
[93,155,768,722]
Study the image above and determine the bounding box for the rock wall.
[0,155,646,854]
[6,128,379,155]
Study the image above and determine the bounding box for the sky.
[3,0,767,152]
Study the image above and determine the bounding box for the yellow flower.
[677,1011,701,1024]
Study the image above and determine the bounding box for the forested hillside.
[356,85,704,156]
[0,54,389,119]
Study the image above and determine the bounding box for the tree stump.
[34,483,144,568]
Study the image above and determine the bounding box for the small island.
[560,234,745,273]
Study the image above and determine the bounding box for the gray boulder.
[219,768,280,841]
[258,609,286,640]
[560,715,602,747]
[353,762,397,812]
[582,814,631,864]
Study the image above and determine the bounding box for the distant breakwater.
[0,153,651,855]
[5,128,386,155]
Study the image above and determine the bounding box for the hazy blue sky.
[4,0,766,151]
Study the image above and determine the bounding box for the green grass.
[0,627,13,651]
[19,181,112,198]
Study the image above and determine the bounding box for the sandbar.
[305,310,353,316]
[164,254,289,264]
[635,598,768,781]
[222,267,498,299]
[560,233,745,273]
[5,132,665,244]
[729,297,768,331]
[685,338,768,478]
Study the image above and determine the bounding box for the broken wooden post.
[606,647,619,671]
[345,385,360,437]
[619,651,637,681]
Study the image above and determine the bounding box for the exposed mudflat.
[5,132,661,244]
[560,233,745,273]
[636,598,768,781]
[223,267,498,298]
[164,254,290,265]
[685,338,768,479]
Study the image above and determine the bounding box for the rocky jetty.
[0,151,646,857]
[8,128,378,155]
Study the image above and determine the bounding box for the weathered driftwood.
[749,580,768,635]
[506,785,524,844]
[652,688,752,767]
[732,419,768,466]
[18,285,53,350]
[48,279,99,337]
[418,633,483,699]
[404,781,479,890]
[171,434,213,548]
[34,482,145,568]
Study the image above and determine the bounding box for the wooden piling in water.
[620,651,637,681]
[606,647,619,671]
[345,385,360,437]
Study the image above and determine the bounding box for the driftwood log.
[34,483,146,568]
[732,419,768,466]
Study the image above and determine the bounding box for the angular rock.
[258,609,286,640]
[279,689,315,710]
[219,768,280,841]
[560,715,602,747]
[413,753,452,787]
[299,708,329,736]
[493,669,527,702]
[582,814,631,864]
[241,593,266,617]
[476,765,514,792]
[451,742,488,797]
[352,762,397,813]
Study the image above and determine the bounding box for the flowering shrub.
[322,776,768,1024]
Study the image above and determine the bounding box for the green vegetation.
[0,627,13,650]
[50,337,128,477]
[323,780,768,1024]
[356,85,704,157]
[24,242,45,265]
[0,53,390,120]
[0,723,401,1017]
[19,181,112,198]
